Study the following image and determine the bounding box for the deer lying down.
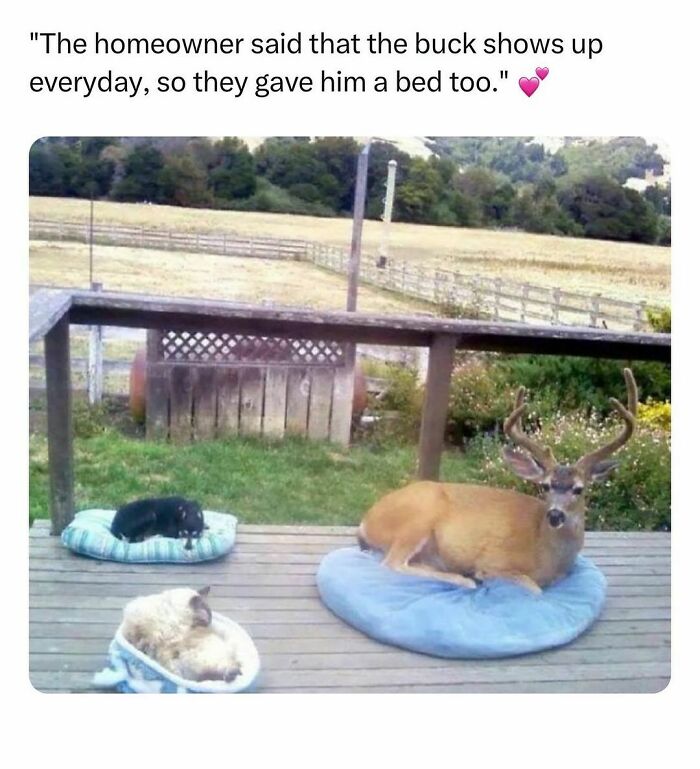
[359,369,638,593]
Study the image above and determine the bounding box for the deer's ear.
[588,459,619,482]
[502,447,549,482]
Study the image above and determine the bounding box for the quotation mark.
[519,66,549,97]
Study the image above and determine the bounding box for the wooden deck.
[29,522,670,693]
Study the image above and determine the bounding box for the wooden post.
[418,334,457,481]
[347,143,370,312]
[590,293,601,328]
[87,282,103,405]
[521,283,530,324]
[44,317,74,534]
[551,287,561,325]
[329,345,356,447]
[145,330,169,440]
[635,300,647,332]
[494,278,503,321]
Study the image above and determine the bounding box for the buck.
[358,369,638,593]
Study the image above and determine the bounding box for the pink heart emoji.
[536,67,549,80]
[519,77,539,97]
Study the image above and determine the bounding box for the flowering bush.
[637,400,671,431]
[447,359,516,441]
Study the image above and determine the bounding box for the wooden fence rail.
[30,219,659,331]
[307,243,655,332]
[30,219,309,261]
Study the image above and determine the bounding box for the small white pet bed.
[92,612,261,693]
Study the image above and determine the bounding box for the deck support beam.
[44,316,74,534]
[418,334,457,481]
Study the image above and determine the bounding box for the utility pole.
[346,141,370,313]
[378,158,397,268]
[87,186,103,405]
[89,188,95,287]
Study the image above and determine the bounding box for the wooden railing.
[31,219,660,331]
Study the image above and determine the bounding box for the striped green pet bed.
[61,509,237,563]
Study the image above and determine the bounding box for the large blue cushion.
[316,548,607,658]
[61,509,237,563]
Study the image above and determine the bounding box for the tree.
[29,142,65,196]
[209,138,257,200]
[643,182,671,216]
[454,167,515,226]
[112,144,166,202]
[312,137,360,211]
[159,151,212,207]
[394,158,443,223]
[557,174,659,244]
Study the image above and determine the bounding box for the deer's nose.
[547,510,566,528]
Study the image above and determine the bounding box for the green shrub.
[72,401,110,438]
[459,413,670,531]
[492,355,670,418]
[647,306,671,333]
[436,299,490,320]
[448,360,516,441]
[362,363,423,445]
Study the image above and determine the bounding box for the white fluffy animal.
[120,587,242,683]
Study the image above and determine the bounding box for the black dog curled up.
[111,497,207,550]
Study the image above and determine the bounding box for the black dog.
[111,497,207,550]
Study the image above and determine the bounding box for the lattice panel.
[159,331,346,367]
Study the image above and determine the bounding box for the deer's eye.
[541,482,551,492]
[573,487,583,496]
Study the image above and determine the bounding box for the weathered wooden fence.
[29,219,308,260]
[30,219,658,331]
[145,329,355,444]
[308,243,652,331]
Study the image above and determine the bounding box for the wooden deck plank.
[28,523,670,693]
[29,630,669,654]
[28,576,671,597]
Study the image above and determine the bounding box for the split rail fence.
[30,219,659,331]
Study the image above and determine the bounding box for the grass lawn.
[29,430,486,526]
[28,416,669,531]
[29,239,431,314]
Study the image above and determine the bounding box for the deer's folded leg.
[383,536,477,588]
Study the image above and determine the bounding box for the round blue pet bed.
[316,548,607,659]
[61,509,237,563]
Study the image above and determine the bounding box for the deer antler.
[576,368,638,474]
[503,386,556,470]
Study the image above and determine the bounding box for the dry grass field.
[30,196,671,305]
[29,240,430,314]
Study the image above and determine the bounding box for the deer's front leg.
[475,570,543,594]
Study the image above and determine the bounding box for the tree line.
[29,136,671,245]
